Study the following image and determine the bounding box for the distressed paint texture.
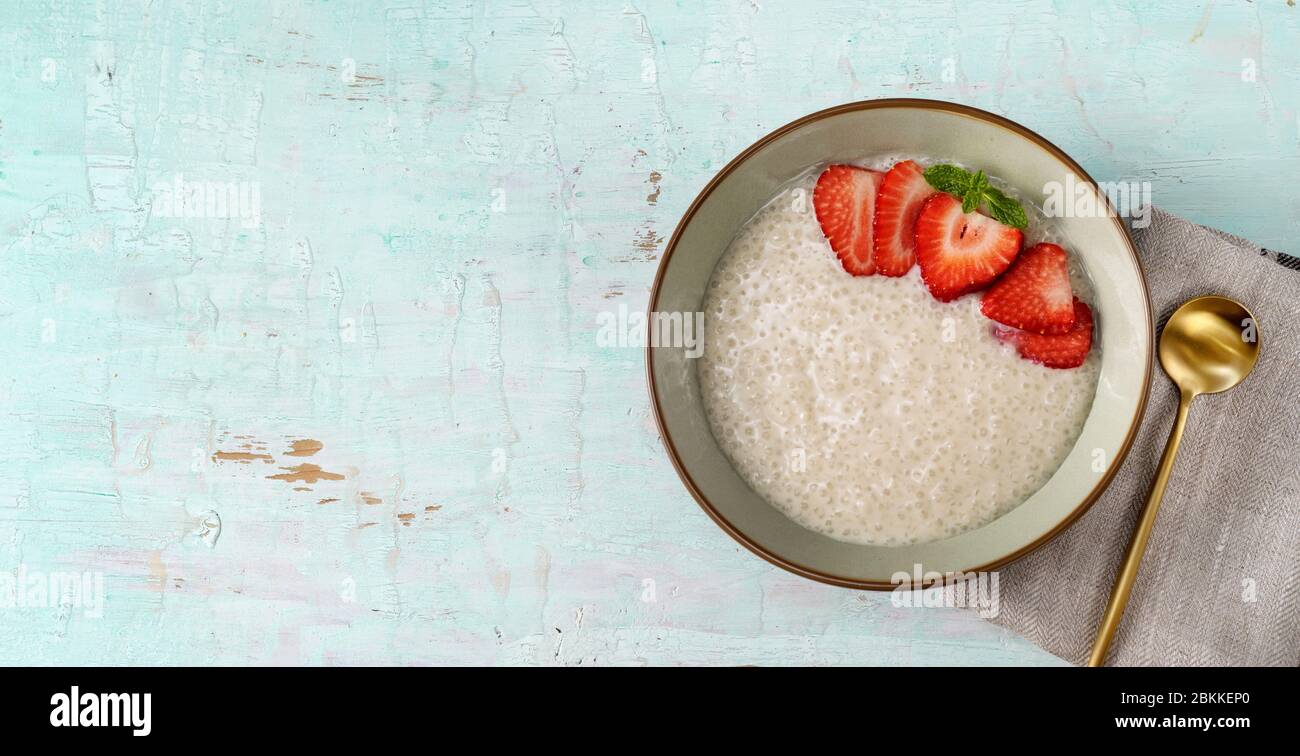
[0,1,1296,666]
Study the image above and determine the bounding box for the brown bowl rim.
[645,97,1154,591]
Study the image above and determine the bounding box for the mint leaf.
[922,164,971,195]
[985,187,1029,229]
[921,163,1029,229]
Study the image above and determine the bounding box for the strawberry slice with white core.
[872,160,933,276]
[914,192,1023,301]
[813,164,883,276]
[980,242,1076,334]
[995,298,1094,369]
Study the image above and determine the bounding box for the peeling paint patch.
[646,171,662,204]
[634,225,660,253]
[266,464,346,484]
[212,450,274,463]
[285,439,324,457]
[193,511,221,548]
[360,492,382,505]
[147,551,167,592]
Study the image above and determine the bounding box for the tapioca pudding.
[697,160,1100,546]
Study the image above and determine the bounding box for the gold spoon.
[1087,295,1261,667]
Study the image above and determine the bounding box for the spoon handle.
[1087,391,1194,667]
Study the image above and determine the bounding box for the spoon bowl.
[1159,296,1261,397]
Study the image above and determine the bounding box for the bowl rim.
[645,97,1154,590]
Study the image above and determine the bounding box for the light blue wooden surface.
[0,1,1296,665]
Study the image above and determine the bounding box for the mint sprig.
[984,187,1028,229]
[922,164,1029,229]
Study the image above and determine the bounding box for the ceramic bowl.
[647,99,1152,589]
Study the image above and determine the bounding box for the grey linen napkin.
[982,207,1300,666]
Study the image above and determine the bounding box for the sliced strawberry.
[980,243,1076,334]
[872,160,933,276]
[995,298,1094,369]
[914,193,1023,301]
[813,164,883,276]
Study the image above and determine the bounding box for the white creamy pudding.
[697,170,1100,546]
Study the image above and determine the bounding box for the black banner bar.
[0,666,1284,742]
